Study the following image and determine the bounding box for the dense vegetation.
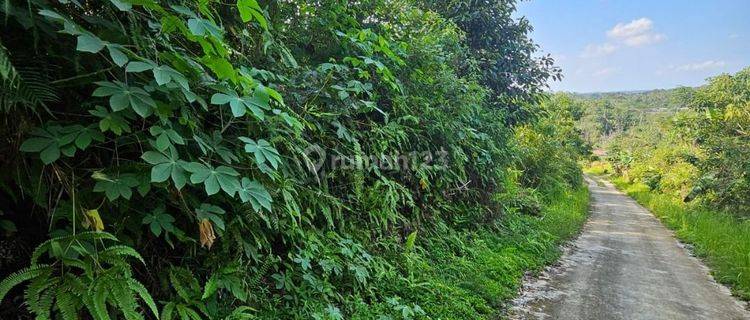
[0,0,587,319]
[572,87,693,147]
[586,67,750,299]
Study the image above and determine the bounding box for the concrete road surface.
[509,176,749,320]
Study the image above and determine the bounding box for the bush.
[0,0,580,318]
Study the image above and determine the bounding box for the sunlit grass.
[612,177,750,300]
[582,160,613,176]
[406,187,590,317]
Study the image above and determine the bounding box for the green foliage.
[574,88,691,147]
[0,0,584,318]
[0,232,157,320]
[0,39,58,114]
[688,68,750,212]
[604,68,750,214]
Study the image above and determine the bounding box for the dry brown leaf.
[199,219,216,249]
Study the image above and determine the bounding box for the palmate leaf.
[196,203,226,231]
[177,305,203,320]
[161,302,176,320]
[125,61,155,73]
[109,0,132,12]
[239,137,280,169]
[106,44,129,67]
[238,178,272,212]
[89,106,131,135]
[203,57,237,82]
[184,162,241,196]
[142,206,177,237]
[76,33,105,53]
[93,173,140,201]
[92,81,156,117]
[19,125,94,164]
[149,125,185,151]
[141,146,188,189]
[74,125,105,150]
[193,131,239,164]
[153,65,190,89]
[126,60,189,89]
[210,88,268,120]
[187,18,223,39]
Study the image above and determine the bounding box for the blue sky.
[516,0,750,92]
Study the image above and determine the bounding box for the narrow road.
[510,176,749,320]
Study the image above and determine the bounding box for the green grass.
[582,160,613,176]
[611,177,750,300]
[394,187,590,318]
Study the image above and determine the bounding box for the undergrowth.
[0,0,589,318]
[393,186,590,318]
[612,177,750,300]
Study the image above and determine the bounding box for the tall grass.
[612,177,750,299]
[398,187,590,318]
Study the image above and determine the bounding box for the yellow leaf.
[84,209,104,231]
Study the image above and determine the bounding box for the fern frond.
[0,264,51,302]
[225,306,256,320]
[177,304,202,320]
[0,64,57,114]
[111,279,142,320]
[32,286,55,320]
[100,245,145,265]
[62,258,89,271]
[127,278,159,319]
[92,281,112,320]
[31,231,118,265]
[24,274,56,319]
[200,274,218,300]
[161,302,176,320]
[177,305,190,320]
[81,292,100,320]
[0,41,18,84]
[55,286,79,320]
[248,258,272,290]
[169,268,199,302]
[61,273,87,293]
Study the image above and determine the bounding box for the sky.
[515,0,750,93]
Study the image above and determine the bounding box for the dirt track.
[509,176,749,320]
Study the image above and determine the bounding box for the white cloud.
[607,18,653,38]
[622,33,666,46]
[674,60,726,71]
[729,33,740,39]
[593,67,617,77]
[606,18,665,47]
[581,43,618,58]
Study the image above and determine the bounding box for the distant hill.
[572,87,694,113]
[571,87,696,147]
